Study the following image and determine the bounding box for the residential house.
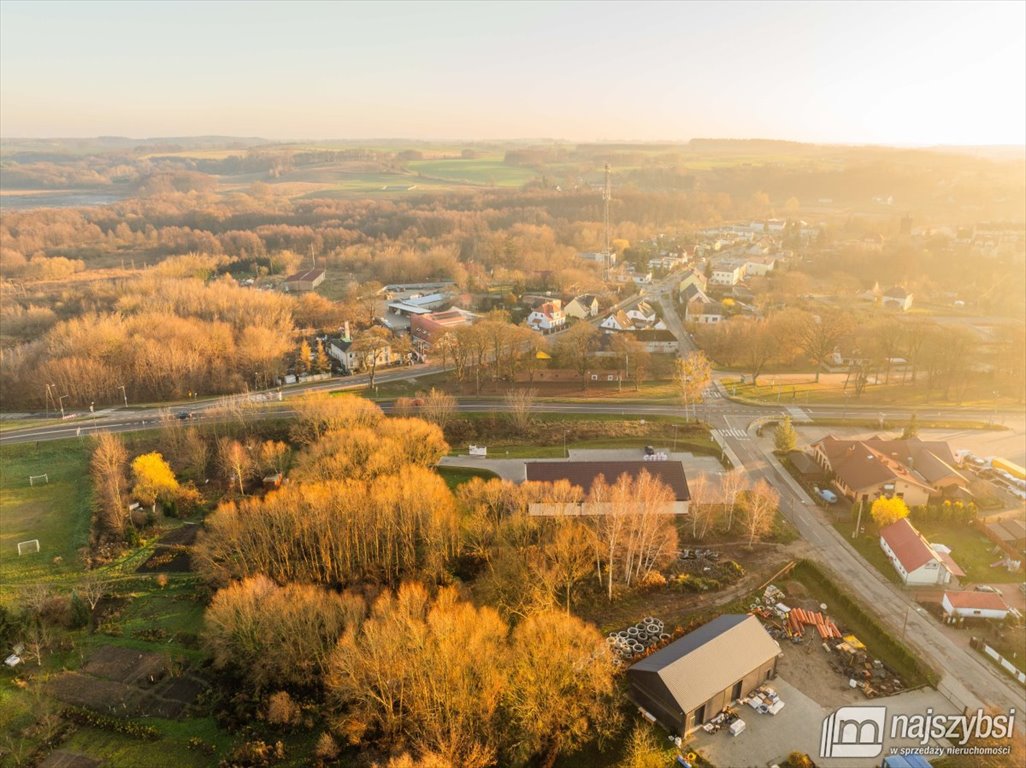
[882,287,914,311]
[627,302,659,325]
[526,300,566,333]
[677,266,709,299]
[600,310,633,332]
[627,614,782,736]
[648,254,687,272]
[811,436,968,507]
[524,461,691,516]
[743,255,777,277]
[686,296,725,324]
[326,333,401,374]
[632,271,654,285]
[564,294,600,320]
[283,268,325,292]
[709,261,745,287]
[878,518,961,586]
[941,591,1010,621]
[634,329,679,354]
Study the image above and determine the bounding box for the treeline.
[693,307,1026,399]
[1,275,300,405]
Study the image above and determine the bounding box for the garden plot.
[48,645,206,719]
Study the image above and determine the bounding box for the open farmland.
[407,157,539,187]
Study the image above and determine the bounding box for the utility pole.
[853,498,864,539]
[603,163,611,280]
[119,384,128,407]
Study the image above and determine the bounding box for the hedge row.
[61,706,161,740]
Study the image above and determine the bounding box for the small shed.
[941,591,1010,621]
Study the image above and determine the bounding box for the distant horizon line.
[2,135,1024,151]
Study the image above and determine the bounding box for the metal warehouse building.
[626,614,782,735]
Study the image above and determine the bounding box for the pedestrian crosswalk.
[703,388,722,399]
[716,427,750,440]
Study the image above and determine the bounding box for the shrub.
[265,691,300,727]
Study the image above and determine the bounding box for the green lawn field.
[407,158,538,187]
[0,440,93,602]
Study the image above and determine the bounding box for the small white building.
[941,591,1010,621]
[882,287,914,311]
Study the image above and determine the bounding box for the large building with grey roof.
[626,614,781,735]
[524,460,690,515]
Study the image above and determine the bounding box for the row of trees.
[692,306,1025,398]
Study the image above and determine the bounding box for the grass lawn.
[832,517,904,586]
[0,439,93,602]
[451,435,720,460]
[435,465,498,490]
[406,158,538,187]
[914,519,1022,584]
[724,376,1019,409]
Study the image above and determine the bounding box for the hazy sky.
[2,0,1024,145]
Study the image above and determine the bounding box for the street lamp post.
[57,394,68,419]
[118,385,128,407]
[564,429,569,459]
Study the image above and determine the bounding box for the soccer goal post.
[17,539,40,556]
[28,474,49,486]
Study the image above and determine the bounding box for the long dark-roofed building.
[626,614,781,735]
[524,460,690,515]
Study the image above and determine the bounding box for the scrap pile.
[827,634,905,697]
[788,607,842,640]
[700,706,744,736]
[749,584,841,642]
[744,684,785,715]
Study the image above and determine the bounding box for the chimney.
[343,321,351,342]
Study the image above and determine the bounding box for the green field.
[407,158,538,187]
[0,440,93,601]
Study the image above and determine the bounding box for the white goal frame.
[17,539,40,556]
[28,474,49,486]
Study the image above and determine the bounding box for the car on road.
[644,445,655,456]
[973,584,1001,594]
[175,411,192,420]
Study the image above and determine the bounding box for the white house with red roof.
[941,591,1010,621]
[879,518,962,586]
[526,300,566,333]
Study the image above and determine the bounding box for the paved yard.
[688,677,959,768]
[439,448,725,488]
